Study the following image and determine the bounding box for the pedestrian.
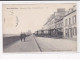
[23,33,26,42]
[20,33,23,42]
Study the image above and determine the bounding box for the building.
[42,13,56,37]
[54,8,66,37]
[41,8,66,38]
[42,13,55,30]
[35,5,77,39]
[63,5,77,39]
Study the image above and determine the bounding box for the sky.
[2,3,76,34]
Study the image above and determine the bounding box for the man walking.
[23,33,26,42]
[20,33,23,42]
[20,33,26,42]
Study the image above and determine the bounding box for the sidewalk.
[35,36,77,52]
[3,36,40,53]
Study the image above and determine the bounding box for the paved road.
[3,35,77,52]
[35,36,77,52]
[3,35,40,52]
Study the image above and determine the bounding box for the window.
[72,16,74,24]
[69,18,71,25]
[72,15,76,24]
[65,29,69,37]
[74,27,77,35]
[65,29,68,37]
[73,27,77,36]
[74,15,76,24]
[65,19,67,26]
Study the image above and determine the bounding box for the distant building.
[42,13,55,30]
[26,30,32,36]
[63,5,77,39]
[55,8,66,37]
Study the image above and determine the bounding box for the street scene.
[3,3,77,52]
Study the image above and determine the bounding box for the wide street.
[3,35,77,52]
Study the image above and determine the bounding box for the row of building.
[34,5,77,39]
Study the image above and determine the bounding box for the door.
[69,28,73,38]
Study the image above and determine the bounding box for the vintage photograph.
[2,3,77,52]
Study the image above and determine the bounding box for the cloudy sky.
[2,3,75,34]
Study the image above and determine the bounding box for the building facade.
[42,13,55,30]
[35,5,77,39]
[63,5,77,39]
[54,8,66,37]
[41,8,66,38]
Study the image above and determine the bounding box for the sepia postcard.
[2,3,77,53]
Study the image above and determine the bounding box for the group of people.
[20,33,26,42]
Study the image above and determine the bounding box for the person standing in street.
[20,32,26,42]
[20,33,23,42]
[23,33,26,42]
